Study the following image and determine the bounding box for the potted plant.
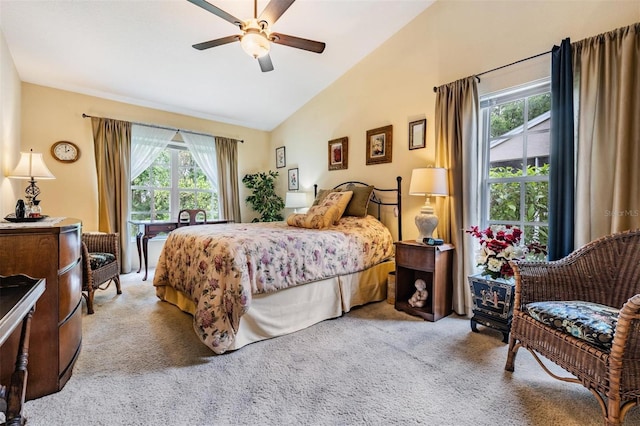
[242,171,285,222]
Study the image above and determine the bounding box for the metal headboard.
[313,176,402,241]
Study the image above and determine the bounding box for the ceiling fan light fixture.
[241,28,270,59]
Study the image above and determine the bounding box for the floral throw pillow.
[526,301,619,351]
[286,205,340,229]
[318,190,353,224]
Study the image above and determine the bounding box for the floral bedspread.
[153,215,394,353]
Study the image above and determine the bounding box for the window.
[480,79,550,251]
[130,143,219,223]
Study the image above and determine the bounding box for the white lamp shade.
[8,151,55,180]
[285,192,308,209]
[409,167,448,196]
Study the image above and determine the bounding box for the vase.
[468,273,516,343]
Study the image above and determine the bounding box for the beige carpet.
[22,271,640,425]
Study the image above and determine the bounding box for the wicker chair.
[81,233,122,314]
[505,229,640,426]
[177,209,207,226]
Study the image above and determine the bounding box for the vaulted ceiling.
[0,0,434,131]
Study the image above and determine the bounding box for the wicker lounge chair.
[505,229,640,426]
[81,233,121,314]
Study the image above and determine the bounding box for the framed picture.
[328,137,348,171]
[288,167,299,190]
[276,146,286,168]
[366,125,393,165]
[409,119,426,150]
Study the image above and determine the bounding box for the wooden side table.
[394,241,454,321]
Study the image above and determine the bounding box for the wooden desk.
[130,220,231,281]
[0,275,45,426]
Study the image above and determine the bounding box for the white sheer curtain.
[181,132,219,192]
[130,125,175,180]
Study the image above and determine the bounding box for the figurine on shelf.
[408,279,428,308]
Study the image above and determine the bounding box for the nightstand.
[394,240,454,321]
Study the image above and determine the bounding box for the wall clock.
[51,141,80,163]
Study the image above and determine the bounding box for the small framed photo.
[328,137,348,171]
[409,119,426,150]
[366,125,393,165]
[288,168,299,191]
[276,146,286,168]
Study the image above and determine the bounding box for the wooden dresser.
[0,218,82,400]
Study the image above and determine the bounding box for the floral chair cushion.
[525,301,619,351]
[89,252,116,270]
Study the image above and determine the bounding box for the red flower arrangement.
[466,225,527,280]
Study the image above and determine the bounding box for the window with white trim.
[130,143,219,222]
[480,79,550,251]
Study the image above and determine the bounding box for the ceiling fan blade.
[187,0,242,27]
[258,54,275,72]
[270,33,326,54]
[192,35,240,50]
[258,0,295,26]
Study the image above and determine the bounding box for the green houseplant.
[242,171,285,222]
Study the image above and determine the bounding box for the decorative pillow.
[89,252,116,270]
[286,205,341,229]
[311,188,342,206]
[343,184,374,217]
[526,301,619,351]
[317,190,353,224]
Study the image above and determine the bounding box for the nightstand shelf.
[394,240,454,321]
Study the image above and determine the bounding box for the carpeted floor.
[21,271,640,425]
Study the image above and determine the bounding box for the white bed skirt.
[156,260,395,351]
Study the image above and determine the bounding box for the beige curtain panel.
[435,76,480,316]
[215,137,241,222]
[573,22,640,247]
[91,117,132,273]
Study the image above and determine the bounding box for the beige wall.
[18,84,270,267]
[0,30,22,215]
[270,0,640,241]
[20,84,270,230]
[4,1,639,266]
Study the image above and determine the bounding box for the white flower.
[476,246,491,265]
[487,257,504,272]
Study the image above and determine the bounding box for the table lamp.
[409,167,448,242]
[8,149,56,209]
[285,192,308,213]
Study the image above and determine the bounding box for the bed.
[153,178,403,354]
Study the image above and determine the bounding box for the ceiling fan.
[188,0,326,72]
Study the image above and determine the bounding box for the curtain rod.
[432,49,552,92]
[81,113,244,143]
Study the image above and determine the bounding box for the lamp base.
[415,212,438,243]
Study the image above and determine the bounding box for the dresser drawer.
[59,262,82,322]
[59,227,81,270]
[395,244,435,271]
[59,301,82,374]
[147,223,177,235]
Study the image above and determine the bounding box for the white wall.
[270,0,640,241]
